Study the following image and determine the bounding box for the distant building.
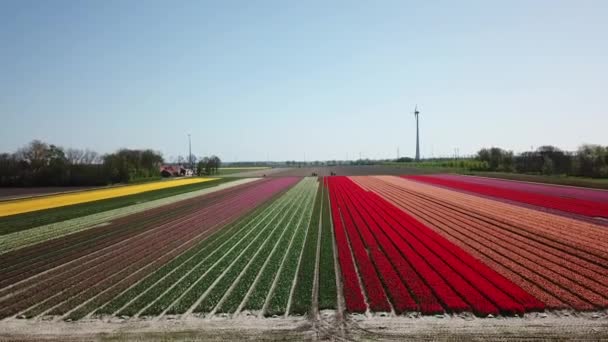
[160,164,193,177]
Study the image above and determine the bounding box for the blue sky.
[1,0,606,161]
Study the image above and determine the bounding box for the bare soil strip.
[0,312,605,341]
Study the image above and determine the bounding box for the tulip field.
[0,173,606,324]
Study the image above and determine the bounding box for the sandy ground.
[0,311,606,341]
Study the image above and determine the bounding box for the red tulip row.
[327,176,545,316]
[405,175,608,218]
[325,177,366,313]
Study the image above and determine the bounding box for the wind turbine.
[414,105,420,161]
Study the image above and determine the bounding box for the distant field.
[381,162,608,190]
[264,166,435,177]
[465,171,608,190]
[217,167,270,175]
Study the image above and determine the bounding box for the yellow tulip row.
[0,178,217,218]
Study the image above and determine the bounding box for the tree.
[210,155,221,174]
[102,149,163,183]
[477,147,513,171]
[574,144,608,178]
[66,148,85,165]
[82,149,101,164]
[196,160,205,176]
[1,141,166,186]
[16,140,49,174]
[541,155,555,175]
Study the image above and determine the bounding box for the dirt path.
[0,311,606,341]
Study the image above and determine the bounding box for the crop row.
[317,179,337,311]
[327,176,546,316]
[261,180,316,317]
[68,195,274,320]
[215,178,316,314]
[8,179,284,314]
[397,177,608,254]
[0,178,273,294]
[355,176,608,311]
[147,178,315,317]
[431,174,608,204]
[0,178,298,319]
[206,178,317,316]
[111,180,305,317]
[392,176,608,260]
[406,175,608,219]
[288,178,337,315]
[84,185,284,319]
[0,178,256,254]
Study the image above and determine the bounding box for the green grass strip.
[318,180,337,310]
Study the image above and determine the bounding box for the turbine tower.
[414,105,420,161]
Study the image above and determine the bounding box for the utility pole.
[414,105,420,161]
[188,134,192,169]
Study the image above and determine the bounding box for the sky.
[1,0,607,162]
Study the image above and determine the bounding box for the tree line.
[196,156,221,176]
[0,140,164,187]
[475,144,608,178]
